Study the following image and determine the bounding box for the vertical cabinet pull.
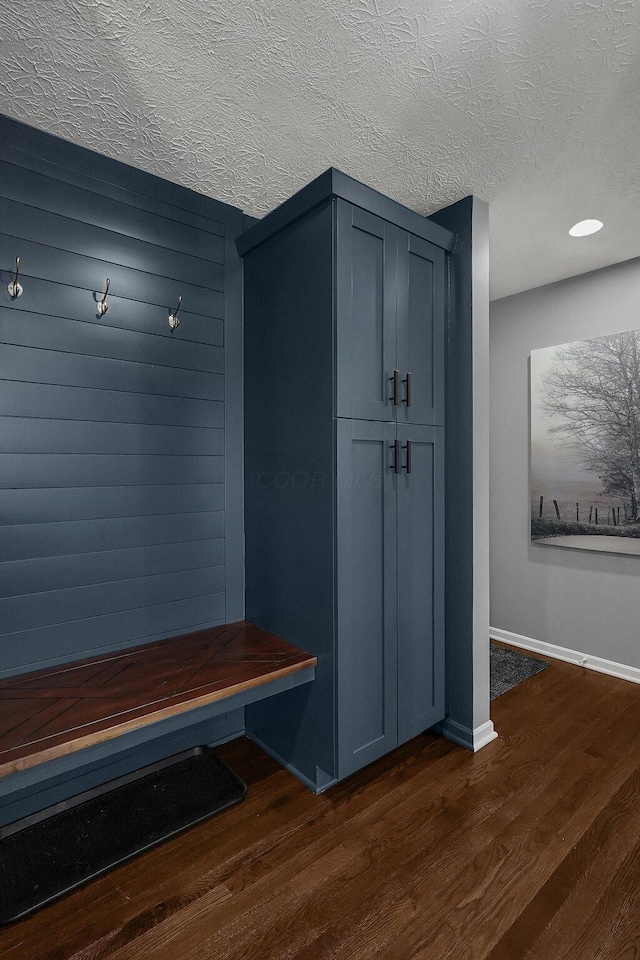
[389,370,400,406]
[392,440,412,473]
[402,372,412,406]
[403,440,412,474]
[390,438,401,473]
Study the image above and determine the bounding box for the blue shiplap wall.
[0,115,245,677]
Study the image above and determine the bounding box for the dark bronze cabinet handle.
[391,438,401,473]
[389,370,400,406]
[402,372,412,406]
[403,440,412,474]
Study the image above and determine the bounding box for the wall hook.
[8,257,23,299]
[168,296,182,331]
[97,278,110,316]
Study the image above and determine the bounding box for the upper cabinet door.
[336,200,398,421]
[396,232,446,426]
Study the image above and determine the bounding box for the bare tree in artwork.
[541,330,640,521]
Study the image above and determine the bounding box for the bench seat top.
[0,621,316,779]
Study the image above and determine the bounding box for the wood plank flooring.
[1,647,639,959]
[0,622,316,778]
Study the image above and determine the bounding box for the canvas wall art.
[531,329,640,555]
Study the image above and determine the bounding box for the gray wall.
[0,114,245,677]
[490,257,640,667]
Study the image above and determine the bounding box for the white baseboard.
[435,717,498,752]
[490,627,640,686]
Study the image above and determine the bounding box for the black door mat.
[490,643,550,700]
[0,746,246,925]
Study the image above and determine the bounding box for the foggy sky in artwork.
[530,344,592,486]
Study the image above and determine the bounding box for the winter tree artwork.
[531,329,640,555]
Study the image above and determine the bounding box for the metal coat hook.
[8,257,23,299]
[97,278,110,316]
[168,296,182,331]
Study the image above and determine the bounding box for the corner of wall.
[428,195,493,747]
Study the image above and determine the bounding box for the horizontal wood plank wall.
[0,114,245,678]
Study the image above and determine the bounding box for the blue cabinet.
[239,170,452,791]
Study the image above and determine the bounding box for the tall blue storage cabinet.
[238,169,453,792]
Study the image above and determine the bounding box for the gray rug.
[490,644,549,700]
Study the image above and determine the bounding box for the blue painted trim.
[236,168,456,258]
[0,618,227,680]
[0,114,240,222]
[0,146,225,237]
[428,195,491,735]
[224,210,246,621]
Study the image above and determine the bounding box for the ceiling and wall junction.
[2,0,638,298]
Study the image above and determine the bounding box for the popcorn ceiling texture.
[2,0,639,298]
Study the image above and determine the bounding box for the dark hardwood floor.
[1,648,639,959]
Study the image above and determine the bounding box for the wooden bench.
[0,621,316,780]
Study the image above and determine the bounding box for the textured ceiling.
[2,0,639,299]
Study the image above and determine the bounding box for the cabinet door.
[337,418,398,779]
[396,424,445,744]
[396,232,445,426]
[336,201,398,422]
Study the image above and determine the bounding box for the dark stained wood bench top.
[0,621,316,779]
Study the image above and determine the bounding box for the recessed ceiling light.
[569,219,603,237]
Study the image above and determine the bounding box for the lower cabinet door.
[336,418,398,779]
[396,424,445,744]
